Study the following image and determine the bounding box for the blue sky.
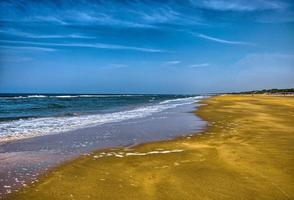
[0,0,293,94]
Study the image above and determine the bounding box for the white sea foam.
[78,95,105,97]
[54,95,110,98]
[54,95,79,98]
[0,94,144,99]
[78,94,144,97]
[5,95,48,99]
[0,96,203,142]
[159,96,203,104]
[93,149,184,159]
[27,95,47,98]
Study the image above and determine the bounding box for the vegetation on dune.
[230,88,294,95]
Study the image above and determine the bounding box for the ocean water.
[0,94,203,142]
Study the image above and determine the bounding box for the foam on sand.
[92,149,184,159]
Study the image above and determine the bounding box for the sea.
[0,94,204,143]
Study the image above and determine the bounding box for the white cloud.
[197,33,255,46]
[0,45,56,52]
[189,63,210,68]
[0,40,164,53]
[190,0,289,11]
[33,16,68,25]
[0,0,204,28]
[0,29,95,39]
[164,60,181,65]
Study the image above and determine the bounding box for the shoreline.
[0,101,205,198]
[6,95,294,199]
[0,95,204,144]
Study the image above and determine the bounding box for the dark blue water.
[0,94,181,121]
[0,94,202,142]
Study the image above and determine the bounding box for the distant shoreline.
[224,93,294,96]
[227,88,294,95]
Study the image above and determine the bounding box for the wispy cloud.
[190,0,289,11]
[0,0,204,28]
[0,45,56,52]
[164,60,181,65]
[0,0,292,36]
[0,29,95,39]
[33,16,68,25]
[189,63,210,68]
[196,33,255,46]
[0,40,164,53]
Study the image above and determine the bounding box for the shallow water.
[0,98,206,197]
[0,94,202,142]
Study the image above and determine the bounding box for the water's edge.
[0,98,207,198]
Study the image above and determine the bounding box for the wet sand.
[0,103,205,197]
[6,95,294,200]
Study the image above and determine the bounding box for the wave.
[3,95,48,99]
[0,94,145,99]
[78,95,143,97]
[0,96,203,142]
[159,96,203,105]
[54,95,80,98]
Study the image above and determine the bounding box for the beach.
[5,95,294,200]
[0,95,205,197]
[2,0,293,199]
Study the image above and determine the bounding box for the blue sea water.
[0,94,203,142]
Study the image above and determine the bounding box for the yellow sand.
[8,96,294,200]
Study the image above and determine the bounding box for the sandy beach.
[5,95,294,200]
[0,99,205,197]
[1,0,293,199]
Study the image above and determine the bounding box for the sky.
[0,0,293,94]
